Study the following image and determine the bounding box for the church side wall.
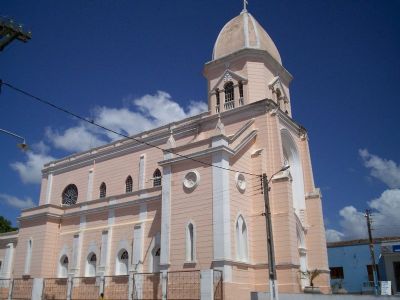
[14,218,60,278]
[169,158,213,270]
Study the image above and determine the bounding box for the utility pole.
[0,17,31,51]
[261,165,289,300]
[262,173,278,300]
[365,209,379,295]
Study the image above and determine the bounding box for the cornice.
[159,145,235,166]
[277,110,303,138]
[43,99,294,176]
[204,48,293,84]
[230,118,255,143]
[62,194,161,219]
[43,113,209,174]
[18,212,62,223]
[0,231,18,239]
[232,129,258,157]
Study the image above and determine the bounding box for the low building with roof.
[328,236,400,295]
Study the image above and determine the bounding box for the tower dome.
[212,11,282,64]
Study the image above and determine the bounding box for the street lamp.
[262,164,290,300]
[0,128,28,151]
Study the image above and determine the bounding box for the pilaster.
[212,134,232,281]
[160,151,173,268]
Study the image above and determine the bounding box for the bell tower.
[203,9,294,116]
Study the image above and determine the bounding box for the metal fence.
[133,272,162,300]
[0,279,11,300]
[1,269,222,300]
[213,270,223,300]
[167,270,200,300]
[71,277,100,300]
[43,278,68,300]
[104,275,129,300]
[10,278,34,300]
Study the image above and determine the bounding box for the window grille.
[120,250,128,260]
[224,82,234,103]
[125,176,133,193]
[100,182,106,198]
[89,254,97,262]
[62,184,78,205]
[153,169,162,187]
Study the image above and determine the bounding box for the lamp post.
[0,128,28,151]
[262,164,290,300]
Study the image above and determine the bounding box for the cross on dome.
[242,0,248,13]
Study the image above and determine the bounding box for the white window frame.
[58,255,69,278]
[115,249,129,276]
[24,238,32,275]
[236,215,248,262]
[185,221,196,263]
[85,252,97,277]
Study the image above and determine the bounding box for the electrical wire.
[1,80,262,177]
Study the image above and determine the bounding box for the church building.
[0,6,330,299]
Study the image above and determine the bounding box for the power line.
[0,80,261,177]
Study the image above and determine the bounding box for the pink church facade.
[0,9,330,299]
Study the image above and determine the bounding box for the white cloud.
[46,91,208,152]
[93,106,153,140]
[325,229,344,242]
[0,193,35,209]
[326,191,400,242]
[326,150,400,242]
[10,142,56,184]
[46,125,106,152]
[10,91,207,186]
[359,149,400,188]
[133,91,207,125]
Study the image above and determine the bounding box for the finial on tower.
[242,0,248,13]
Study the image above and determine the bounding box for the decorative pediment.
[268,76,289,103]
[211,69,248,91]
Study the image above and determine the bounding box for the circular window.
[183,170,200,191]
[62,184,78,206]
[235,172,246,193]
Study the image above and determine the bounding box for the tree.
[0,216,17,233]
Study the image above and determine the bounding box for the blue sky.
[1,0,399,241]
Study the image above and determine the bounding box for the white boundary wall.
[252,293,400,300]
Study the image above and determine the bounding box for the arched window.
[281,129,305,214]
[62,184,78,206]
[125,176,133,193]
[153,169,162,187]
[152,247,161,272]
[236,215,248,262]
[99,182,106,198]
[116,249,129,275]
[186,223,195,262]
[59,255,69,278]
[86,253,97,277]
[224,82,234,103]
[24,239,32,274]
